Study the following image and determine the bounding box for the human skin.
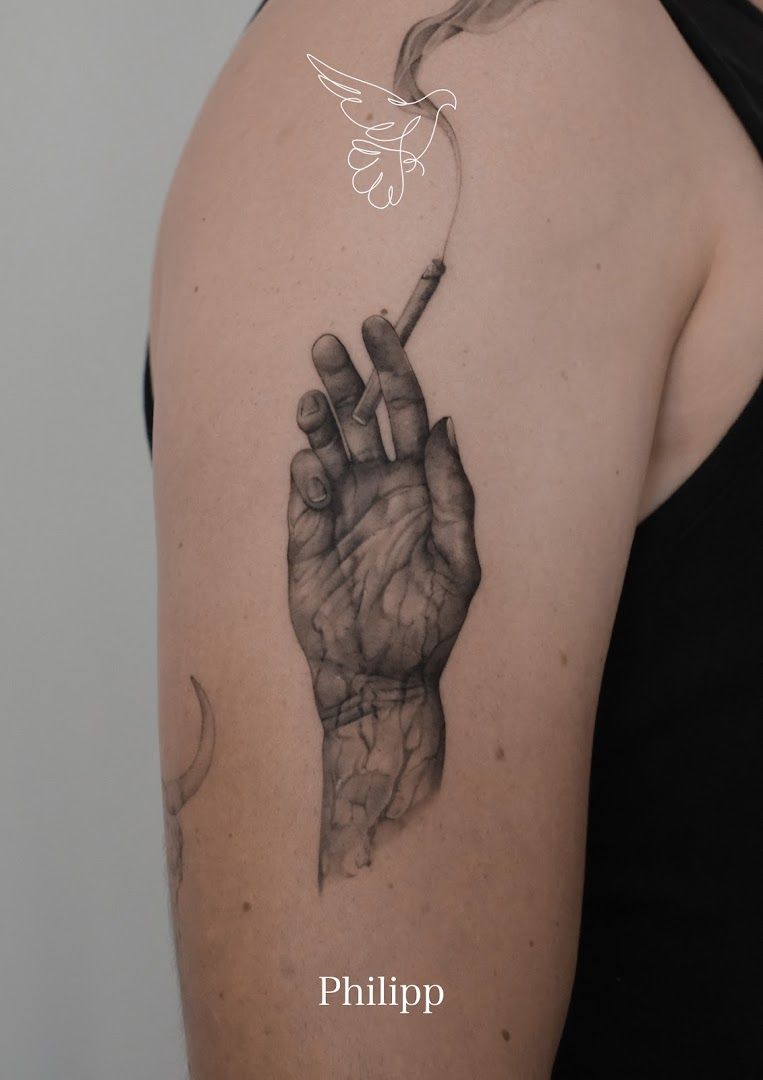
[151,0,763,1075]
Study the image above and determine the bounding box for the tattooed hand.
[287,315,480,882]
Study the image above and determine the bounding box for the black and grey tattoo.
[288,318,481,883]
[162,677,216,914]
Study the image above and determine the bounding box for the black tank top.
[145,4,763,1074]
[553,5,763,1075]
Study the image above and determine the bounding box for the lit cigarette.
[352,258,447,425]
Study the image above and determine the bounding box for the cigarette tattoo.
[289,2,544,883]
[353,259,446,425]
[162,677,216,918]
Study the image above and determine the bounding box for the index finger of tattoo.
[362,315,429,460]
[311,334,387,464]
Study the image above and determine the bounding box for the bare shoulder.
[149,3,733,1076]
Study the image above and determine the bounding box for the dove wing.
[306,53,409,133]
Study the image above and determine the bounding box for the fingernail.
[300,393,321,417]
[446,417,458,450]
[307,477,328,504]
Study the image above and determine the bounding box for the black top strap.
[661,0,763,158]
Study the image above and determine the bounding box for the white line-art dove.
[306,53,457,210]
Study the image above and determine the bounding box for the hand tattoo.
[287,315,481,883]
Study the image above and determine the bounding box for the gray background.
[1,3,259,1076]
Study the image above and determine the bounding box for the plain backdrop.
[0,3,260,1077]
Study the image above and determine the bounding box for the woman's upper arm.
[151,1,708,1075]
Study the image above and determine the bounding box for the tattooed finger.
[362,315,429,461]
[290,448,332,510]
[297,390,347,480]
[311,333,387,464]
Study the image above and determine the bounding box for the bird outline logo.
[306,53,457,210]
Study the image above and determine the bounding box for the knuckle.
[386,393,423,414]
[290,448,316,477]
[334,389,358,413]
[311,427,341,453]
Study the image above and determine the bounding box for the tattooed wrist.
[319,681,444,883]
[315,669,433,732]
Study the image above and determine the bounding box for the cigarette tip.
[424,258,446,279]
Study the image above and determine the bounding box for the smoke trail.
[393,0,542,250]
[394,0,541,104]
